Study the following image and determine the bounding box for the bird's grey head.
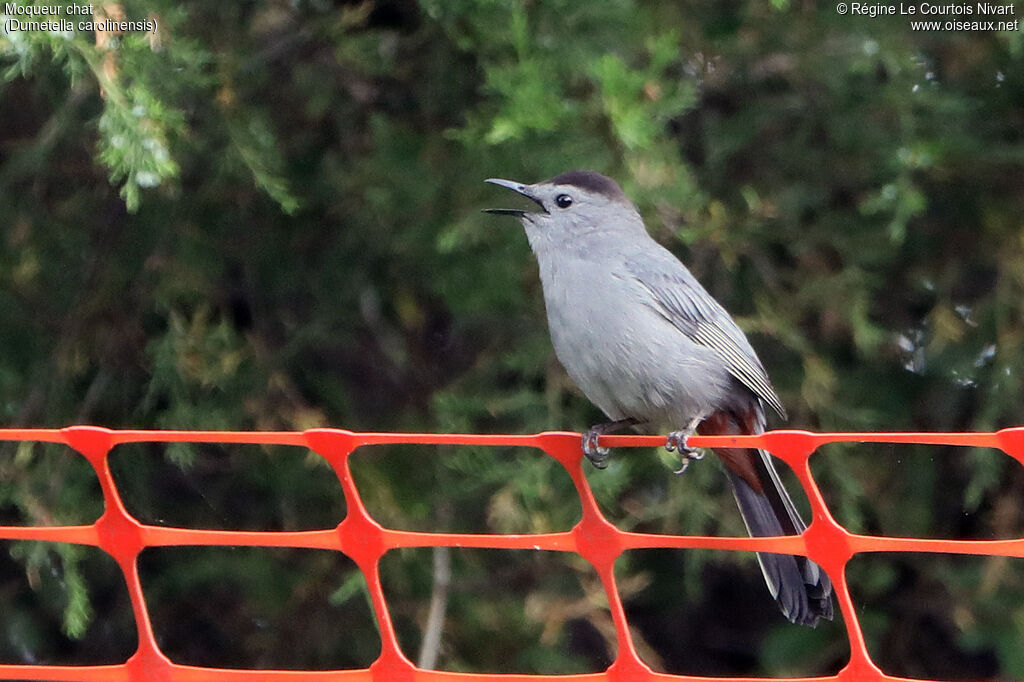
[484,170,644,248]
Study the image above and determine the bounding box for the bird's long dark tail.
[700,411,834,627]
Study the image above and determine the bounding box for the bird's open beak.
[483,178,547,216]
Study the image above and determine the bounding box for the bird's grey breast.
[532,240,733,426]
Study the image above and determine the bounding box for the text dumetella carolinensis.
[485,170,833,627]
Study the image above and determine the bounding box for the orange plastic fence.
[1,426,1023,682]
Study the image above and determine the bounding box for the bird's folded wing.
[625,255,787,419]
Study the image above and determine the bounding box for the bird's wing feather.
[625,253,787,419]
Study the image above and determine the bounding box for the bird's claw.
[582,428,610,469]
[672,449,705,475]
[666,429,704,475]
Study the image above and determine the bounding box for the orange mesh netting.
[1,425,1023,682]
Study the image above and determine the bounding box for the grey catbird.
[485,170,833,627]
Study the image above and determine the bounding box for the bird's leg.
[666,417,705,475]
[582,417,641,469]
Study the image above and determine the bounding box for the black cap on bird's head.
[543,170,628,203]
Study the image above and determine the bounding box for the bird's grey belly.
[542,274,732,428]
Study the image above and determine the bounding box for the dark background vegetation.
[1,0,1023,678]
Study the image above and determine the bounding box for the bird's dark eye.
[555,194,573,209]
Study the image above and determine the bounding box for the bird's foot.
[582,428,610,469]
[666,427,704,475]
[581,417,641,469]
